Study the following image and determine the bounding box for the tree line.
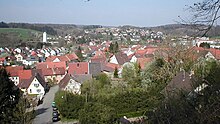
[0,21,57,35]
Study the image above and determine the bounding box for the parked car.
[52,116,59,122]
[52,111,60,122]
[53,107,58,111]
[53,111,59,117]
[52,101,56,107]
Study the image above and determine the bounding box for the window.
[34,84,39,88]
[37,89,41,93]
[85,72,88,74]
[77,63,80,67]
[30,89,32,93]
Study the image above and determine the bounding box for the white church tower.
[43,32,47,43]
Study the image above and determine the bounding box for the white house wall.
[27,77,45,96]
[109,55,118,64]
[9,76,19,86]
[64,79,81,94]
[130,56,137,63]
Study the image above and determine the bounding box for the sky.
[0,0,199,27]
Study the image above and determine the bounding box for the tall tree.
[0,68,21,123]
[113,67,119,78]
[122,62,142,88]
[76,46,84,62]
[109,42,114,53]
[114,41,119,53]
[109,42,119,54]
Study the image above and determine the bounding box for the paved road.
[33,85,59,124]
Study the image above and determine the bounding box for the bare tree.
[182,0,220,36]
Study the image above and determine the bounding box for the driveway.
[33,85,59,124]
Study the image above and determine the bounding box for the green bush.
[54,91,85,119]
[79,102,117,124]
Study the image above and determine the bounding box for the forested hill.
[0,22,57,35]
[147,24,220,37]
[1,22,220,38]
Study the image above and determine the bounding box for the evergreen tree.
[114,41,119,53]
[76,46,84,62]
[109,42,119,54]
[0,68,21,123]
[113,67,119,78]
[109,43,114,53]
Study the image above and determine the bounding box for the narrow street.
[33,85,59,124]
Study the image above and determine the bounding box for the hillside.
[148,24,220,37]
[0,28,42,47]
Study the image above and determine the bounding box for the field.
[0,28,41,41]
[0,28,44,47]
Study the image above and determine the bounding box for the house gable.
[53,57,61,62]
[109,55,118,65]
[130,55,137,63]
[64,78,81,94]
[27,77,45,95]
[205,52,215,59]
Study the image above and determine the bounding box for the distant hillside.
[0,22,57,35]
[148,24,220,37]
[0,28,41,47]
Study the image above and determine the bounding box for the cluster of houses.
[1,38,220,103]
[66,27,164,44]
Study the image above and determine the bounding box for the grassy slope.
[0,28,41,41]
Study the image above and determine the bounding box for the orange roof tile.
[18,70,32,80]
[68,62,89,75]
[137,58,153,69]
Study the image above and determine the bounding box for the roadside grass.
[60,116,79,123]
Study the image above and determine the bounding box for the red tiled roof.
[136,49,147,55]
[145,47,158,54]
[59,74,71,89]
[137,58,153,69]
[93,51,105,58]
[45,56,57,62]
[103,62,120,72]
[19,78,32,88]
[209,48,220,60]
[0,57,5,62]
[114,52,129,65]
[68,62,89,75]
[53,67,66,75]
[47,61,66,69]
[66,53,79,60]
[18,70,32,80]
[36,62,48,69]
[41,67,65,76]
[91,57,106,64]
[41,68,53,76]
[6,66,24,77]
[36,61,66,70]
[18,72,46,89]
[46,53,78,62]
